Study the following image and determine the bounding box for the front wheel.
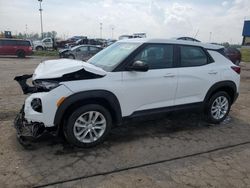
[64,104,112,148]
[68,54,75,59]
[205,91,231,124]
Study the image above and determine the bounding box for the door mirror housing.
[127,61,149,72]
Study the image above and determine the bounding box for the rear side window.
[16,41,31,46]
[89,46,99,52]
[180,46,208,67]
[2,40,17,46]
[0,40,30,46]
[134,44,174,69]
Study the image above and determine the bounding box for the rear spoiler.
[14,74,37,94]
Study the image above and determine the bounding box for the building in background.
[241,20,250,62]
[242,20,250,46]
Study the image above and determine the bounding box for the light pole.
[111,27,114,39]
[100,23,103,39]
[38,0,44,39]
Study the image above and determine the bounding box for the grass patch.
[241,47,250,62]
[34,50,58,57]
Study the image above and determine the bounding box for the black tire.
[64,104,112,148]
[17,50,25,58]
[36,46,44,51]
[68,54,75,59]
[204,91,231,124]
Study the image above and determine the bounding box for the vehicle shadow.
[22,112,232,153]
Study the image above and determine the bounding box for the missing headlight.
[31,98,42,112]
[33,80,60,91]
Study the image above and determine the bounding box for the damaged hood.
[32,59,106,80]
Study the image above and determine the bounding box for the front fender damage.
[14,74,37,94]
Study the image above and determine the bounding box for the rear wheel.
[64,104,112,148]
[205,91,231,124]
[17,50,25,58]
[36,46,44,51]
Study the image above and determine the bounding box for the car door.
[175,45,221,105]
[75,46,88,60]
[0,40,4,55]
[122,44,178,116]
[43,38,53,48]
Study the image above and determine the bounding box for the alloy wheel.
[73,111,106,143]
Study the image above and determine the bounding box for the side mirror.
[127,60,149,72]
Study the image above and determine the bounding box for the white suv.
[14,39,240,147]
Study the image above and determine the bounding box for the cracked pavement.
[0,57,250,188]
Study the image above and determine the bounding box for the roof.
[118,38,224,50]
[0,38,30,41]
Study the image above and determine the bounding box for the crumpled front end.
[14,77,73,144]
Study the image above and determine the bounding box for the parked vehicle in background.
[224,47,241,65]
[33,37,56,51]
[59,45,103,61]
[0,38,33,57]
[56,36,87,49]
[15,38,240,148]
[65,38,104,48]
[176,37,201,42]
[119,33,146,40]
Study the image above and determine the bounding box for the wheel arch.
[35,45,44,50]
[204,81,237,105]
[54,90,122,130]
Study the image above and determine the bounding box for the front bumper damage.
[14,75,48,147]
[14,106,46,148]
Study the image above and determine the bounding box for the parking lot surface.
[0,56,250,188]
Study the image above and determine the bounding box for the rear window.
[0,40,31,46]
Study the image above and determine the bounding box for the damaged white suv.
[14,39,240,148]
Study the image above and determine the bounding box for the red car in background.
[224,47,241,65]
[0,38,33,58]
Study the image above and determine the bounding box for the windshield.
[87,42,141,71]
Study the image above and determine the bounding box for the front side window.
[134,44,174,69]
[77,46,88,52]
[180,46,208,67]
[88,42,141,72]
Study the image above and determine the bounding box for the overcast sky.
[0,0,249,43]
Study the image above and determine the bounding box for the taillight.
[231,66,241,74]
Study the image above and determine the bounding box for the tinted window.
[16,40,31,46]
[180,46,207,67]
[89,46,99,52]
[3,40,17,46]
[77,46,88,52]
[134,44,174,69]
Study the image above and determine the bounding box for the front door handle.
[164,73,175,78]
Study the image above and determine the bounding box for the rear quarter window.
[180,45,208,67]
[16,40,31,46]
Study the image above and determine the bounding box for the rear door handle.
[164,73,175,78]
[208,70,218,75]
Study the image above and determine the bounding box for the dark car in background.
[59,45,103,61]
[65,38,105,48]
[224,47,241,65]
